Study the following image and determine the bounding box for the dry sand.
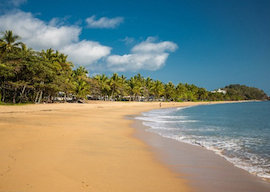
[0,101,239,192]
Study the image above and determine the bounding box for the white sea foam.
[135,116,189,122]
[136,107,270,181]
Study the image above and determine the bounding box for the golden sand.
[0,101,235,192]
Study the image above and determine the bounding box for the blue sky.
[0,0,269,94]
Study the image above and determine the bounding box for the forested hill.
[0,30,268,104]
[223,84,268,101]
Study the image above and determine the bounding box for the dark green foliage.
[0,30,268,103]
[0,31,90,103]
[224,84,268,100]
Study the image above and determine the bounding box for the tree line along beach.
[0,30,269,105]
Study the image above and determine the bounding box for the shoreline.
[0,100,264,192]
[133,102,270,192]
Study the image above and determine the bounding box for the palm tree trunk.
[47,94,51,103]
[13,93,16,104]
[21,85,26,95]
[35,91,40,103]
[12,87,18,104]
[19,85,26,103]
[1,89,5,102]
[111,89,114,101]
[38,90,43,103]
[64,93,67,102]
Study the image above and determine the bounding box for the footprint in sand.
[81,181,90,189]
[0,165,11,176]
[8,154,16,161]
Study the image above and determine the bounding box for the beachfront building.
[211,88,227,94]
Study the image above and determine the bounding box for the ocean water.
[136,101,270,180]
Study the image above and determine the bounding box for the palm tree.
[197,88,208,101]
[109,73,121,100]
[40,48,56,62]
[74,78,90,99]
[94,74,110,100]
[143,77,153,101]
[151,80,164,101]
[118,75,129,99]
[0,30,23,53]
[176,83,187,101]
[20,44,33,55]
[128,77,141,101]
[164,82,176,101]
[72,66,90,100]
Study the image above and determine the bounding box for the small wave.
[175,106,195,111]
[135,115,188,121]
[144,126,179,131]
[156,133,270,180]
[142,122,180,130]
[135,117,197,123]
[136,106,270,181]
[142,115,188,119]
[149,120,199,123]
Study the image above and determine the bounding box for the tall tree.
[94,74,111,100]
[72,66,90,100]
[128,77,141,101]
[151,80,164,100]
[109,73,121,100]
[164,82,176,101]
[0,30,23,54]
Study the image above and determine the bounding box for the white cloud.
[0,11,80,50]
[61,40,111,66]
[0,10,111,66]
[107,53,169,72]
[86,15,123,29]
[0,10,177,72]
[132,37,178,53]
[106,38,177,72]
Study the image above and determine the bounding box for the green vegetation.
[224,84,268,100]
[0,30,268,104]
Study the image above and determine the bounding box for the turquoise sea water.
[136,101,270,180]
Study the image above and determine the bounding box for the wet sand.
[133,108,270,192]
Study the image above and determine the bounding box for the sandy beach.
[0,101,260,192]
[0,101,215,192]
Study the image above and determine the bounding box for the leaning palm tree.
[0,30,23,53]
